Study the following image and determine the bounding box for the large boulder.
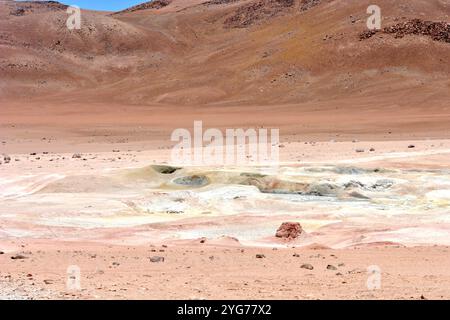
[275,222,303,240]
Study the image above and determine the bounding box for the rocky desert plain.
[1,0,450,300]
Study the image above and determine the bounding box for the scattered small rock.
[301,263,314,270]
[149,256,165,263]
[359,19,450,43]
[72,153,82,159]
[11,254,27,260]
[327,264,337,270]
[10,8,26,16]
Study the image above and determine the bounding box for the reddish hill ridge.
[0,0,449,107]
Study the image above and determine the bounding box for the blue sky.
[59,1,147,11]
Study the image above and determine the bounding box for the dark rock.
[360,19,450,43]
[152,165,181,174]
[256,254,266,259]
[359,30,377,40]
[224,0,295,28]
[384,19,450,43]
[11,254,27,260]
[301,263,314,270]
[300,0,321,12]
[327,264,337,270]
[10,8,26,16]
[344,180,365,189]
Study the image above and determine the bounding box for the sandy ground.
[1,241,450,300]
[1,114,450,299]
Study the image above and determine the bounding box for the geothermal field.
[0,0,450,300]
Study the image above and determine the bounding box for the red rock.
[275,222,303,240]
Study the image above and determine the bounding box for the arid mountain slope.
[1,0,449,107]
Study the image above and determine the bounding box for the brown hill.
[1,0,449,107]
